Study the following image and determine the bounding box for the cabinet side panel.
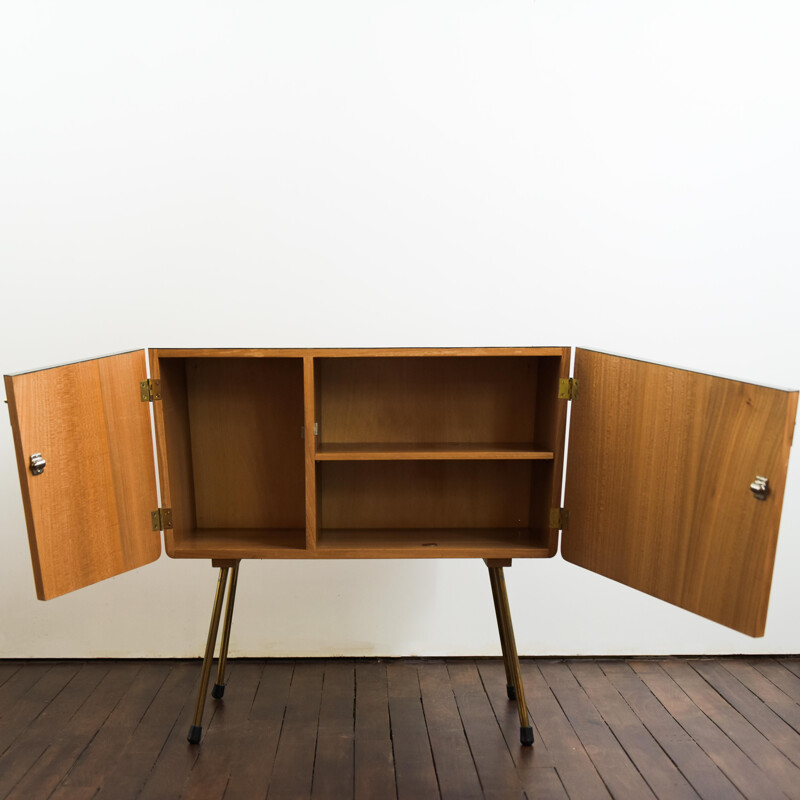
[532,350,571,556]
[150,353,197,554]
[563,349,798,636]
[5,352,159,599]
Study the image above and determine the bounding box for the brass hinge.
[558,377,578,400]
[151,507,173,531]
[140,379,162,402]
[550,507,570,530]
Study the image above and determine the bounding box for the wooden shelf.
[315,443,554,461]
[316,528,553,558]
[167,527,555,559]
[168,528,307,558]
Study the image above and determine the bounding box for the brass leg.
[187,566,230,744]
[487,564,534,746]
[212,561,240,700]
[488,567,517,700]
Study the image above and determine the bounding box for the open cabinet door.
[562,349,797,636]
[5,350,161,600]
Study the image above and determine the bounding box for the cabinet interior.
[157,357,307,554]
[155,351,565,559]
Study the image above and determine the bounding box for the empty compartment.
[157,356,306,555]
[317,356,544,447]
[317,460,555,556]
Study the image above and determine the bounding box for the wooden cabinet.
[5,347,797,637]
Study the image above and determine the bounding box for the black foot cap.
[211,683,225,699]
[520,726,534,747]
[506,684,516,700]
[187,725,202,744]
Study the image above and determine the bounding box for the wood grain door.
[562,349,797,636]
[5,350,161,599]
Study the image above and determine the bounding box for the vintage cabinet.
[5,347,798,744]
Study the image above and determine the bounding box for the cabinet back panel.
[318,357,538,444]
[185,358,305,529]
[319,460,544,529]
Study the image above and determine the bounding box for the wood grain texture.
[267,662,324,800]
[168,528,306,558]
[319,460,542,530]
[150,351,197,555]
[304,356,319,548]
[317,528,550,558]
[311,661,355,800]
[185,357,305,529]
[153,346,566,359]
[538,661,657,799]
[568,660,699,800]
[601,661,742,799]
[537,351,571,556]
[563,349,798,636]
[447,661,527,799]
[417,662,484,800]
[4,663,139,800]
[5,351,160,599]
[148,349,565,561]
[386,662,440,800]
[315,442,554,461]
[318,356,540,445]
[354,662,396,800]
[4,657,800,799]
[630,660,788,799]
[476,661,568,800]
[168,528,548,559]
[661,660,800,799]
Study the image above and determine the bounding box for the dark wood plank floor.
[1,657,799,799]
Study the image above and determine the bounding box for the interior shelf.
[316,528,552,557]
[169,529,307,558]
[315,442,555,461]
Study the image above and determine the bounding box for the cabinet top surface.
[151,346,569,358]
[5,347,569,376]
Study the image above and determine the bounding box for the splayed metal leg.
[486,559,534,746]
[212,561,240,700]
[187,565,230,744]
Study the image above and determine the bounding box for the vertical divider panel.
[303,356,318,549]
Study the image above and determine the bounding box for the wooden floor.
[1,658,800,799]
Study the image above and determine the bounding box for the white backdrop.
[1,0,798,658]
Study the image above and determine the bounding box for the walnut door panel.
[563,349,798,636]
[5,351,161,599]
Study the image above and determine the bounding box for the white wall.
[1,0,798,658]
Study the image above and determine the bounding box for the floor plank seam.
[448,661,488,800]
[598,664,700,800]
[307,663,326,800]
[640,660,784,800]
[262,660,294,800]
[416,665,444,800]
[544,676,615,799]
